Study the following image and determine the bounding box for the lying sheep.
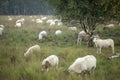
[108,53,120,60]
[41,55,59,71]
[68,55,96,74]
[39,31,47,41]
[55,30,62,35]
[103,24,114,30]
[24,45,40,57]
[93,38,114,54]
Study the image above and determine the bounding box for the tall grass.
[0,16,120,80]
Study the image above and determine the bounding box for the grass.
[0,15,120,80]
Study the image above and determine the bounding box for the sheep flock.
[0,15,120,80]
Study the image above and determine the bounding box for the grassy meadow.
[0,15,120,80]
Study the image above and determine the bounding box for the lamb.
[41,55,59,71]
[39,31,47,41]
[93,38,114,54]
[55,30,62,35]
[68,55,96,74]
[24,45,40,57]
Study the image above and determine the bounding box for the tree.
[48,0,120,47]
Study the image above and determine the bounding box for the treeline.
[0,0,54,15]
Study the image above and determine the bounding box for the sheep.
[103,24,114,30]
[16,18,25,24]
[93,38,114,54]
[41,55,59,71]
[39,31,47,41]
[77,30,90,45]
[0,25,4,28]
[68,55,96,75]
[50,21,55,26]
[68,27,77,31]
[108,53,120,59]
[55,30,62,35]
[24,45,40,57]
[57,21,63,26]
[36,19,43,23]
[15,22,22,28]
[41,16,47,20]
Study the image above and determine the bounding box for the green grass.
[0,15,120,80]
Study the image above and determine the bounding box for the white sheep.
[24,45,40,57]
[0,25,4,28]
[16,18,25,24]
[50,21,55,26]
[41,55,59,71]
[15,22,22,28]
[103,24,114,30]
[68,27,77,31]
[39,31,47,41]
[36,19,43,23]
[68,55,96,74]
[108,53,120,59]
[55,30,62,35]
[93,38,114,54]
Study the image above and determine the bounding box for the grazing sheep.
[16,18,24,24]
[0,25,4,29]
[41,55,59,71]
[77,30,90,45]
[24,45,40,57]
[93,38,114,54]
[15,22,22,27]
[39,31,47,41]
[55,30,62,35]
[68,55,96,74]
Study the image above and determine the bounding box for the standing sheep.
[24,45,40,57]
[68,55,96,74]
[39,31,47,41]
[41,55,59,71]
[93,38,114,54]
